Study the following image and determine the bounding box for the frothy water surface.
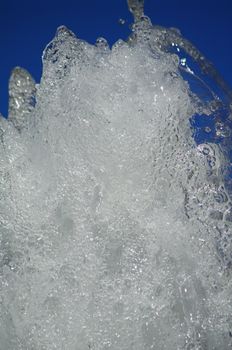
[0,1,232,349]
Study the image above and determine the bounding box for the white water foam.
[0,2,232,349]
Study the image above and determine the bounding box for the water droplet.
[119,18,126,25]
[180,58,187,66]
[95,37,109,51]
[204,126,211,133]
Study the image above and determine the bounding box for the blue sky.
[0,0,232,117]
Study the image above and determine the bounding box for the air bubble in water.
[0,1,232,349]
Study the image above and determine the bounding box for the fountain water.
[0,1,232,349]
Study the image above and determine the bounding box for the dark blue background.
[0,0,232,117]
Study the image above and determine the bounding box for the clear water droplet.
[119,18,126,25]
[95,37,109,51]
[204,126,211,133]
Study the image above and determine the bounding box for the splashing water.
[127,0,144,21]
[0,1,232,349]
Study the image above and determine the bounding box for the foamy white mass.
[0,1,232,349]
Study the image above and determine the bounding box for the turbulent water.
[0,1,232,349]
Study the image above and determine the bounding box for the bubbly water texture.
[1,2,232,349]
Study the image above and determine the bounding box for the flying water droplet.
[118,18,126,25]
